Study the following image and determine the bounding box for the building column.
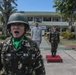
[61,17,62,22]
[60,27,62,33]
[51,17,52,21]
[33,17,34,22]
[42,17,43,22]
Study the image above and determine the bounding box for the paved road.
[40,37,76,75]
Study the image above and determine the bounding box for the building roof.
[23,12,61,17]
[29,22,69,27]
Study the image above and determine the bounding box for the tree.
[53,0,76,32]
[0,0,17,35]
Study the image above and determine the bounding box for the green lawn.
[59,38,76,46]
[44,36,76,46]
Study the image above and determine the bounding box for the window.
[27,17,33,21]
[34,17,42,22]
[43,17,51,21]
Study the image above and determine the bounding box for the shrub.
[45,33,50,39]
[61,31,74,39]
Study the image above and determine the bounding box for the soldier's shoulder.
[25,37,39,52]
[3,37,11,44]
[57,31,60,34]
[26,37,37,45]
[50,31,53,34]
[1,37,11,51]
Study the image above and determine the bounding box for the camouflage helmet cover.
[7,13,29,29]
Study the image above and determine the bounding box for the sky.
[16,0,56,12]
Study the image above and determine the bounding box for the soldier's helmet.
[7,13,29,29]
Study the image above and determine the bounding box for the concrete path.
[40,37,76,75]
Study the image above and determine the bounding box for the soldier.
[49,26,60,57]
[0,13,45,75]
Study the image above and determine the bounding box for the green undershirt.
[12,38,23,51]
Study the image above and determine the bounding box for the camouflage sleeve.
[0,42,3,70]
[1,37,11,66]
[33,44,45,75]
[58,32,60,43]
[49,32,51,42]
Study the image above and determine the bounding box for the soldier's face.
[52,27,56,32]
[10,23,25,38]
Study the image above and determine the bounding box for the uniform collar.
[11,36,31,51]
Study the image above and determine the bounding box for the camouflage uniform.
[1,36,45,75]
[49,31,60,57]
[0,13,45,75]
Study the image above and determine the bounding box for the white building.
[23,12,70,32]
[1,12,75,32]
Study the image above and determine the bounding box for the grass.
[44,36,76,46]
[60,38,76,46]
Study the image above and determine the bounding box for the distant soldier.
[0,13,45,75]
[49,26,60,57]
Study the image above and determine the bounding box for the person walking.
[49,26,60,57]
[0,13,45,75]
[31,22,42,48]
